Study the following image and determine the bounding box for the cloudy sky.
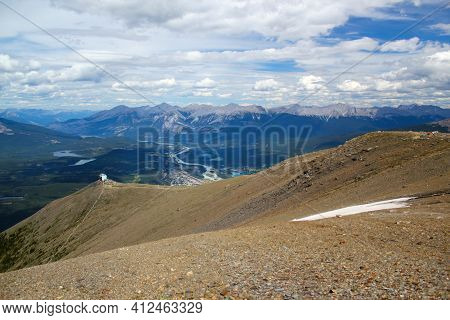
[0,0,449,110]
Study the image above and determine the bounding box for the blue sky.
[0,0,449,110]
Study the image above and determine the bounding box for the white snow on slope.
[292,197,415,222]
[71,159,96,166]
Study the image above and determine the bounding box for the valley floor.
[0,194,448,299]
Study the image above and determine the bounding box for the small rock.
[186,271,194,277]
[220,288,229,296]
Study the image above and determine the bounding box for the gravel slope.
[1,194,448,300]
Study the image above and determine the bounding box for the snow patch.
[292,197,415,222]
[0,124,13,135]
[71,159,96,166]
[53,150,82,157]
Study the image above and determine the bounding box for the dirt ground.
[0,194,448,299]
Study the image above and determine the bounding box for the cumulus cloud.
[192,79,217,97]
[253,79,279,91]
[51,0,404,41]
[425,50,450,67]
[194,77,217,88]
[17,64,104,86]
[152,78,177,87]
[337,80,368,92]
[1,1,449,108]
[193,90,213,97]
[50,64,103,82]
[21,84,58,95]
[430,23,450,35]
[298,75,326,91]
[379,50,450,91]
[380,37,421,52]
[0,54,41,74]
[336,37,379,52]
[112,78,177,91]
[27,60,42,71]
[0,54,20,72]
[375,79,402,91]
[0,54,19,72]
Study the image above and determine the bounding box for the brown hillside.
[0,131,449,274]
[0,193,448,299]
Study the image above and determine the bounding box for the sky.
[0,0,449,110]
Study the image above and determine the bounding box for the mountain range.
[0,108,95,127]
[47,103,450,139]
[0,103,448,235]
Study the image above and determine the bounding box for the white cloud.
[21,84,58,95]
[112,78,177,91]
[27,60,42,71]
[193,90,213,97]
[430,23,450,35]
[184,51,204,62]
[21,71,45,86]
[380,37,421,52]
[375,79,402,91]
[51,0,405,41]
[152,78,177,87]
[1,1,449,108]
[425,50,450,66]
[17,64,104,86]
[379,50,450,91]
[337,80,368,92]
[337,37,379,51]
[0,54,20,72]
[298,75,326,91]
[195,77,217,88]
[7,59,42,73]
[50,64,103,82]
[253,79,279,91]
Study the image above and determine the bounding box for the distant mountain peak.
[111,105,130,110]
[47,103,449,138]
[154,102,175,109]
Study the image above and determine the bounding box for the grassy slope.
[0,131,449,273]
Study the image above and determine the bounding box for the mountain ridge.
[0,131,448,299]
[0,109,96,126]
[48,103,450,138]
[1,131,448,274]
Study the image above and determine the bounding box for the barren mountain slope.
[1,131,449,273]
[0,193,448,299]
